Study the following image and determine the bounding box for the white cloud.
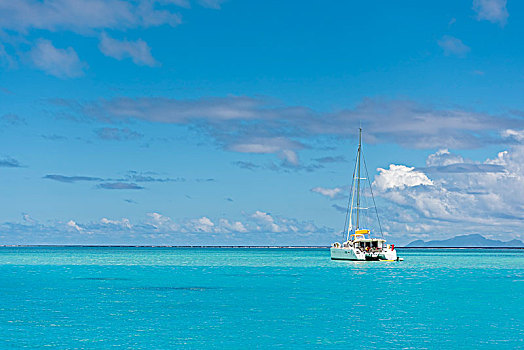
[438,35,470,57]
[422,149,504,173]
[248,210,325,235]
[426,149,464,167]
[101,217,132,229]
[82,96,281,122]
[374,165,433,191]
[147,212,179,231]
[473,0,508,26]
[231,142,282,154]
[311,186,344,199]
[375,146,524,243]
[502,129,524,142]
[251,210,282,233]
[22,213,36,224]
[30,39,85,78]
[280,149,299,165]
[67,220,83,232]
[218,219,248,233]
[190,216,215,233]
[229,137,302,165]
[99,33,158,67]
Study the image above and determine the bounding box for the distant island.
[406,234,524,248]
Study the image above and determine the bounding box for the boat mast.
[356,128,362,230]
[346,154,358,241]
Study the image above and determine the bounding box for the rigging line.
[343,147,359,241]
[356,129,362,230]
[362,151,384,239]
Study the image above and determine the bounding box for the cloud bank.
[372,141,524,243]
[54,95,524,167]
[0,210,332,245]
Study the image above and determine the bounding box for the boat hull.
[330,247,365,261]
[330,247,398,261]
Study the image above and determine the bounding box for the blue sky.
[1,0,524,245]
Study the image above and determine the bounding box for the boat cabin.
[344,229,386,250]
[354,238,385,250]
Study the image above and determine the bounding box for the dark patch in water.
[224,273,301,277]
[75,277,130,281]
[135,286,216,291]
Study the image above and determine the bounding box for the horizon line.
[0,245,523,249]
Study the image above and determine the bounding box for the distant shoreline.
[0,245,523,249]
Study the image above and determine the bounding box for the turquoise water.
[0,247,522,349]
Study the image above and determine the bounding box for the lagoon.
[0,247,522,348]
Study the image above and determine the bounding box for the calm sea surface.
[0,247,522,349]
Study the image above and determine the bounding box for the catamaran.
[330,128,401,261]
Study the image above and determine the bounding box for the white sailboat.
[330,128,401,261]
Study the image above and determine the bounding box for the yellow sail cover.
[355,229,370,235]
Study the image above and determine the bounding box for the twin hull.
[330,247,397,261]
